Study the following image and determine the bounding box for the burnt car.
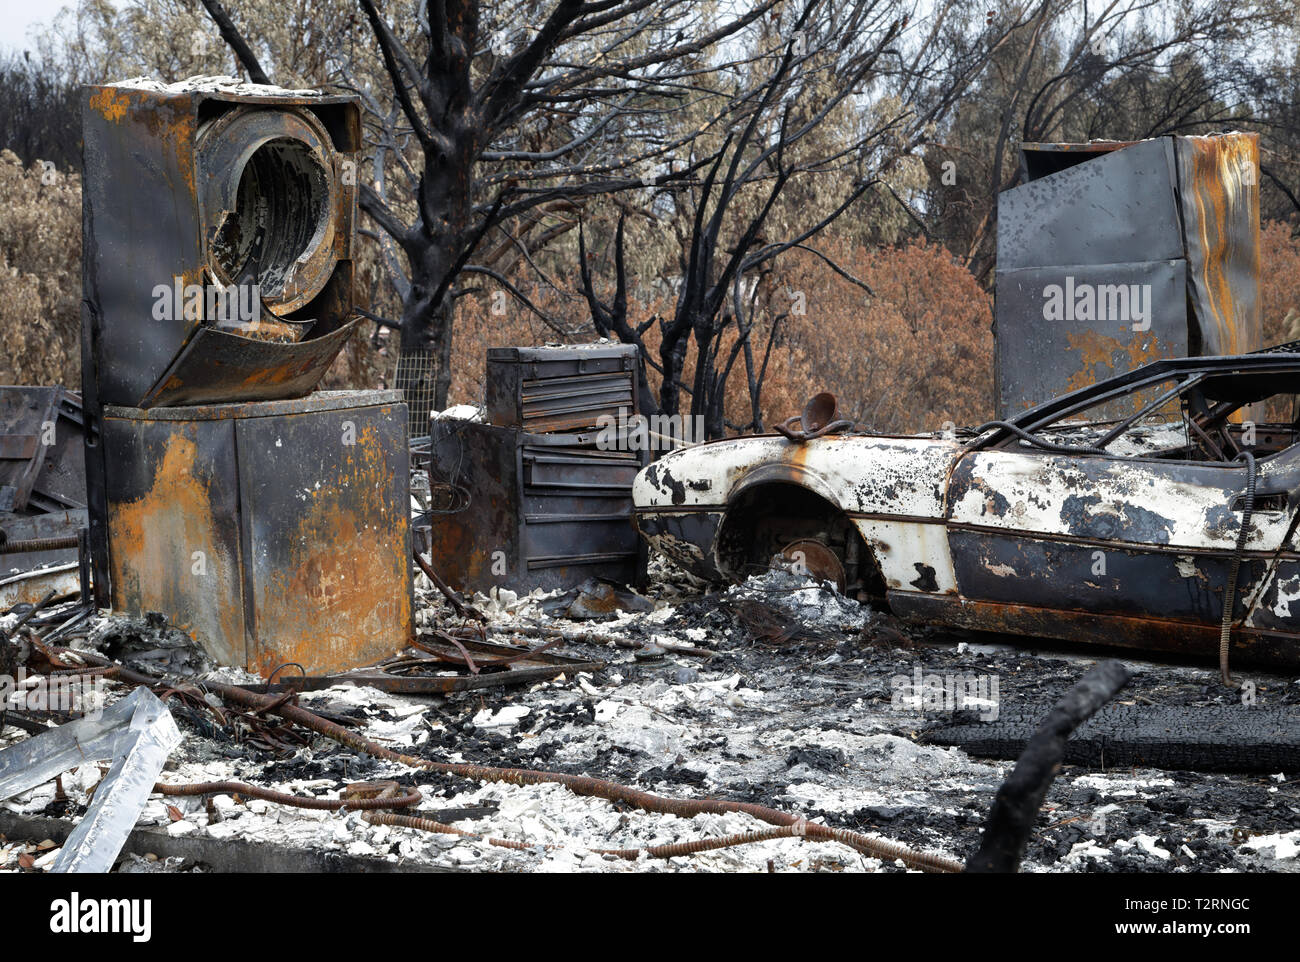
[632,349,1300,668]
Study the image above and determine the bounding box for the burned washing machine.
[80,78,412,675]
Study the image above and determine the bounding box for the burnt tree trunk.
[394,10,481,429]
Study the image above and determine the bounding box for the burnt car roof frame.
[972,350,1300,460]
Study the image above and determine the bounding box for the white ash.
[5,574,1299,874]
[110,76,322,97]
[724,568,873,632]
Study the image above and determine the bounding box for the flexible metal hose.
[1220,450,1257,686]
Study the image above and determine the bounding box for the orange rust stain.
[1064,329,1170,396]
[107,431,246,666]
[248,417,411,676]
[239,363,303,388]
[1181,133,1261,356]
[126,93,200,199]
[88,87,131,123]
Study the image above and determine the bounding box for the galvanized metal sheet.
[994,261,1188,415]
[997,137,1183,271]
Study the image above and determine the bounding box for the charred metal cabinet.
[101,392,411,675]
[995,133,1262,415]
[427,344,647,593]
[485,345,638,432]
[428,421,647,593]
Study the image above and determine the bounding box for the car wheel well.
[716,481,887,602]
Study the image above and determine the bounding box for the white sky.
[0,0,78,55]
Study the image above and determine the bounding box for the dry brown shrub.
[1260,219,1300,349]
[0,150,81,386]
[765,237,995,433]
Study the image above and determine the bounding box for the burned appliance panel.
[994,260,1188,410]
[102,393,411,675]
[102,412,248,667]
[998,138,1184,270]
[995,133,1262,415]
[234,399,412,675]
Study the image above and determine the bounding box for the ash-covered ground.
[3,563,1299,873]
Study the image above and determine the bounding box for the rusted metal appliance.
[99,394,410,675]
[995,132,1261,416]
[80,80,362,410]
[427,345,647,593]
[80,79,412,675]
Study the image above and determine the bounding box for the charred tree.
[203,0,783,426]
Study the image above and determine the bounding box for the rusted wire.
[0,536,80,554]
[45,665,121,680]
[59,649,962,873]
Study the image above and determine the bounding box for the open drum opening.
[212,137,331,305]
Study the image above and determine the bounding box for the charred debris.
[1,88,1298,873]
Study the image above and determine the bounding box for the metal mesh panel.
[395,346,436,439]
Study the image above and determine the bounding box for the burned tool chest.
[485,344,638,433]
[429,344,646,593]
